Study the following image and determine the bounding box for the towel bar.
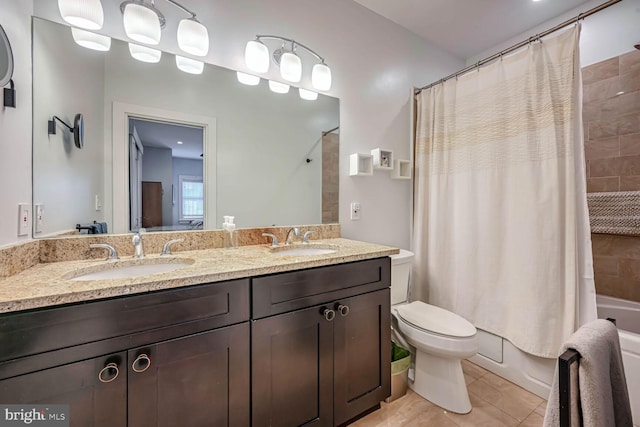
[558,318,616,427]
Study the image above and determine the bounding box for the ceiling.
[131,119,203,160]
[352,0,595,59]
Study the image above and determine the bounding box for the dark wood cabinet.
[333,290,391,426]
[252,258,391,427]
[128,323,250,427]
[0,353,127,427]
[0,279,251,427]
[0,257,390,427]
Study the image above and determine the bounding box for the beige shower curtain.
[413,25,596,358]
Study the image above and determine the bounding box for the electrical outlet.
[95,194,102,211]
[350,202,361,220]
[18,204,31,237]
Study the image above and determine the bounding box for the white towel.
[544,319,633,426]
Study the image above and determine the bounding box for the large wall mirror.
[32,17,339,237]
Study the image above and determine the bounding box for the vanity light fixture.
[71,28,111,51]
[268,80,290,94]
[176,55,204,75]
[128,43,162,63]
[237,72,260,86]
[58,0,104,31]
[299,88,318,101]
[244,35,332,91]
[120,0,209,56]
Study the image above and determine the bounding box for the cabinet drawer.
[252,258,390,318]
[0,279,249,363]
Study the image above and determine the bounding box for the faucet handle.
[302,230,316,244]
[262,233,279,247]
[90,243,119,261]
[162,238,185,256]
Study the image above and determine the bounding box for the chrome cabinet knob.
[132,354,151,373]
[98,362,120,383]
[337,304,350,317]
[322,308,336,322]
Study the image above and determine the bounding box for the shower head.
[635,43,640,50]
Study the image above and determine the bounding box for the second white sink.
[69,259,194,281]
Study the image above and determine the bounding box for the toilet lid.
[397,301,476,338]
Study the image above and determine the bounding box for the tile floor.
[350,360,547,426]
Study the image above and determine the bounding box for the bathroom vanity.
[0,239,394,427]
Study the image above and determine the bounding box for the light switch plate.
[34,203,44,234]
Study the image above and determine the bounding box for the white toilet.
[390,249,478,414]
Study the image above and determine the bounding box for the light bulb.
[177,19,209,57]
[176,55,204,75]
[268,80,289,94]
[123,2,161,45]
[237,72,260,86]
[299,88,318,101]
[58,0,104,30]
[280,51,302,82]
[312,63,332,91]
[245,40,269,73]
[71,28,111,51]
[128,43,162,63]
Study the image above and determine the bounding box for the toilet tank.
[390,249,414,305]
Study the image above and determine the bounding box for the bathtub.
[597,294,640,425]
[468,296,639,426]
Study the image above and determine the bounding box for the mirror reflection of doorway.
[129,118,204,231]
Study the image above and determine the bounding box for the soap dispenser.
[222,216,238,249]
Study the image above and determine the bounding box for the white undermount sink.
[270,244,338,256]
[68,259,194,281]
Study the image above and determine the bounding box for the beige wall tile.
[593,256,619,276]
[620,154,640,176]
[591,234,640,258]
[620,133,640,156]
[588,113,640,140]
[589,157,620,177]
[582,57,619,85]
[620,258,640,280]
[620,50,640,75]
[620,176,640,191]
[584,137,619,160]
[587,177,619,192]
[584,75,622,104]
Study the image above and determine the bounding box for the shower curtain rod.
[414,0,622,94]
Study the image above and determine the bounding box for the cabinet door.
[0,353,127,427]
[127,323,250,427]
[252,306,334,427]
[333,289,391,426]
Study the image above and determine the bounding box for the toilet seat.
[397,301,476,338]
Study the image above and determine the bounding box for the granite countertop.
[0,238,398,314]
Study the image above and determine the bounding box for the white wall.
[0,1,32,247]
[32,18,105,236]
[467,0,640,67]
[28,0,463,249]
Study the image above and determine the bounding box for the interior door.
[141,181,162,228]
[129,127,144,231]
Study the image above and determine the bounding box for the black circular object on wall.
[73,113,84,149]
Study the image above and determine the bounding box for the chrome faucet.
[285,227,301,245]
[132,231,145,258]
[302,230,316,244]
[161,238,184,256]
[90,243,119,261]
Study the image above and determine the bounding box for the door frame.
[112,102,216,233]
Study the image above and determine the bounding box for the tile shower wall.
[584,49,640,303]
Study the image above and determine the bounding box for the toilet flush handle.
[336,304,350,317]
